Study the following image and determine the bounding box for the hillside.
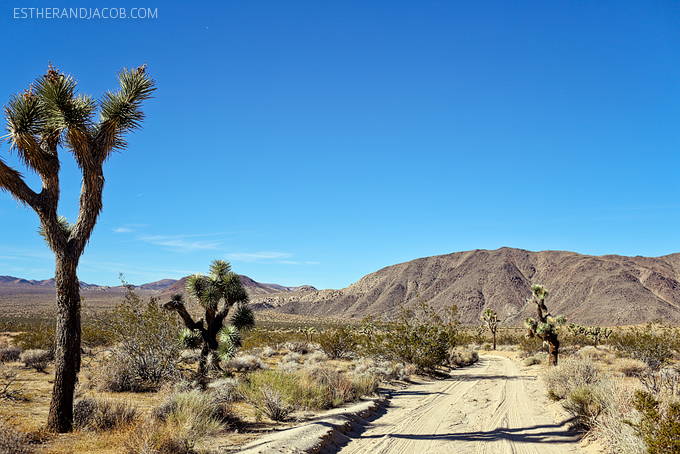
[250,248,680,325]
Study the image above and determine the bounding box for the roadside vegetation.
[0,267,478,453]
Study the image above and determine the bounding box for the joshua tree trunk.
[545,335,559,367]
[47,254,82,432]
[492,331,497,351]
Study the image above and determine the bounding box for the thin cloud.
[139,234,221,252]
[113,227,133,233]
[227,252,292,262]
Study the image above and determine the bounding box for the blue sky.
[1,1,678,289]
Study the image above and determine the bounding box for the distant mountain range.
[0,274,317,320]
[248,248,680,326]
[3,247,680,325]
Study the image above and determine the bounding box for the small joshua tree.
[298,327,317,344]
[524,284,566,366]
[481,309,499,350]
[164,260,255,378]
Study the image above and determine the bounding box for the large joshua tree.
[525,284,566,366]
[164,260,255,377]
[0,63,155,432]
[481,308,499,350]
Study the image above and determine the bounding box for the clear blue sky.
[1,1,678,289]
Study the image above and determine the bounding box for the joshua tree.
[0,63,154,432]
[299,326,317,343]
[525,284,566,366]
[164,260,255,377]
[481,308,499,350]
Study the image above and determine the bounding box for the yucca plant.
[524,284,566,366]
[481,308,499,350]
[165,260,255,377]
[0,63,154,432]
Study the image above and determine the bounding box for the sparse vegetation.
[360,300,460,373]
[20,349,51,372]
[94,280,183,392]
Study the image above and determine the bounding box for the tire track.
[324,355,583,454]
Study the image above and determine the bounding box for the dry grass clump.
[283,341,311,354]
[304,350,328,365]
[589,378,645,454]
[578,346,615,363]
[208,378,242,403]
[0,420,34,454]
[19,349,50,372]
[130,388,230,454]
[0,346,21,363]
[448,348,479,368]
[260,346,277,357]
[352,358,412,381]
[542,357,601,401]
[523,356,542,366]
[224,354,267,373]
[73,396,137,431]
[613,358,649,377]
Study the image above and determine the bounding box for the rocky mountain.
[250,248,680,326]
[0,274,316,320]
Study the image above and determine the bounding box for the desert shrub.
[629,390,680,454]
[208,378,242,403]
[360,301,460,373]
[238,371,298,421]
[448,348,479,367]
[0,363,23,401]
[304,350,328,364]
[224,354,266,373]
[261,346,277,357]
[591,378,645,454]
[352,358,412,381]
[638,367,680,398]
[578,346,611,361]
[283,341,310,354]
[239,368,361,420]
[349,372,379,397]
[148,389,224,450]
[281,352,302,364]
[518,335,546,357]
[524,356,542,366]
[81,321,113,348]
[541,357,601,401]
[0,346,21,363]
[319,325,358,359]
[0,421,33,454]
[612,323,679,371]
[241,328,302,351]
[613,358,649,377]
[563,384,609,430]
[94,286,182,392]
[13,323,55,355]
[20,349,50,372]
[73,396,137,431]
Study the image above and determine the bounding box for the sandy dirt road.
[321,355,586,454]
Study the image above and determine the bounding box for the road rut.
[322,355,586,454]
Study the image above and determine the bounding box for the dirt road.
[321,355,586,454]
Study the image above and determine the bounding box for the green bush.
[563,385,607,430]
[612,323,679,371]
[319,325,358,359]
[94,286,182,392]
[13,323,55,355]
[630,390,680,454]
[360,300,460,374]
